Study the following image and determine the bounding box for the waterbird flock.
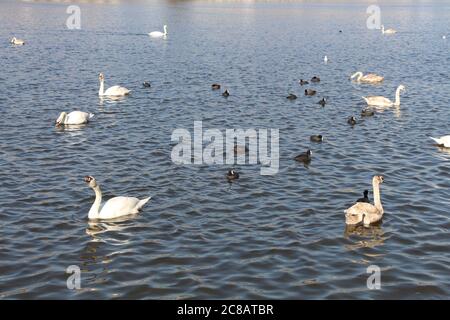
[8,21,449,227]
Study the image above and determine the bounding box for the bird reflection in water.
[344,223,387,250]
[55,123,88,133]
[86,217,136,238]
[78,218,136,290]
[369,105,402,118]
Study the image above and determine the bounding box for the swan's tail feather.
[89,113,95,119]
[137,196,151,210]
[362,96,369,104]
[430,137,442,145]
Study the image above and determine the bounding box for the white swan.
[381,25,397,35]
[55,111,94,126]
[324,55,329,64]
[362,85,406,107]
[10,37,25,45]
[351,71,384,83]
[98,73,130,97]
[345,176,384,227]
[149,25,167,38]
[430,136,450,148]
[84,176,151,220]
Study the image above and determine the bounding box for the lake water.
[1,0,449,299]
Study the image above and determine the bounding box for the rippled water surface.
[1,0,449,299]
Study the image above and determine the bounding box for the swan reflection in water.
[98,95,128,106]
[370,105,402,118]
[54,124,90,144]
[55,123,89,132]
[77,218,137,292]
[344,223,388,250]
[86,216,137,238]
[435,145,450,156]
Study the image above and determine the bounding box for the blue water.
[0,0,449,299]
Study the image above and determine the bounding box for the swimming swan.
[55,111,94,126]
[430,135,450,148]
[362,85,405,107]
[381,25,397,34]
[10,37,25,45]
[149,25,168,38]
[351,72,384,83]
[345,176,384,227]
[84,176,151,220]
[98,73,130,97]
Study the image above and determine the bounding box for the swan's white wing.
[430,136,450,147]
[99,196,141,219]
[149,31,164,37]
[66,111,90,124]
[12,38,25,45]
[345,202,382,225]
[137,197,151,210]
[104,85,130,96]
[362,74,384,82]
[363,96,392,106]
[345,202,379,215]
[430,137,442,145]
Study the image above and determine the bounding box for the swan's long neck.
[394,87,401,106]
[99,80,104,96]
[381,25,385,34]
[372,181,383,214]
[354,72,363,81]
[88,185,102,219]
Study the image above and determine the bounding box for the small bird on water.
[294,149,312,164]
[361,108,375,117]
[356,190,370,203]
[227,169,239,181]
[310,135,323,143]
[287,93,297,100]
[347,116,357,125]
[299,79,309,86]
[222,90,230,97]
[317,97,327,106]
